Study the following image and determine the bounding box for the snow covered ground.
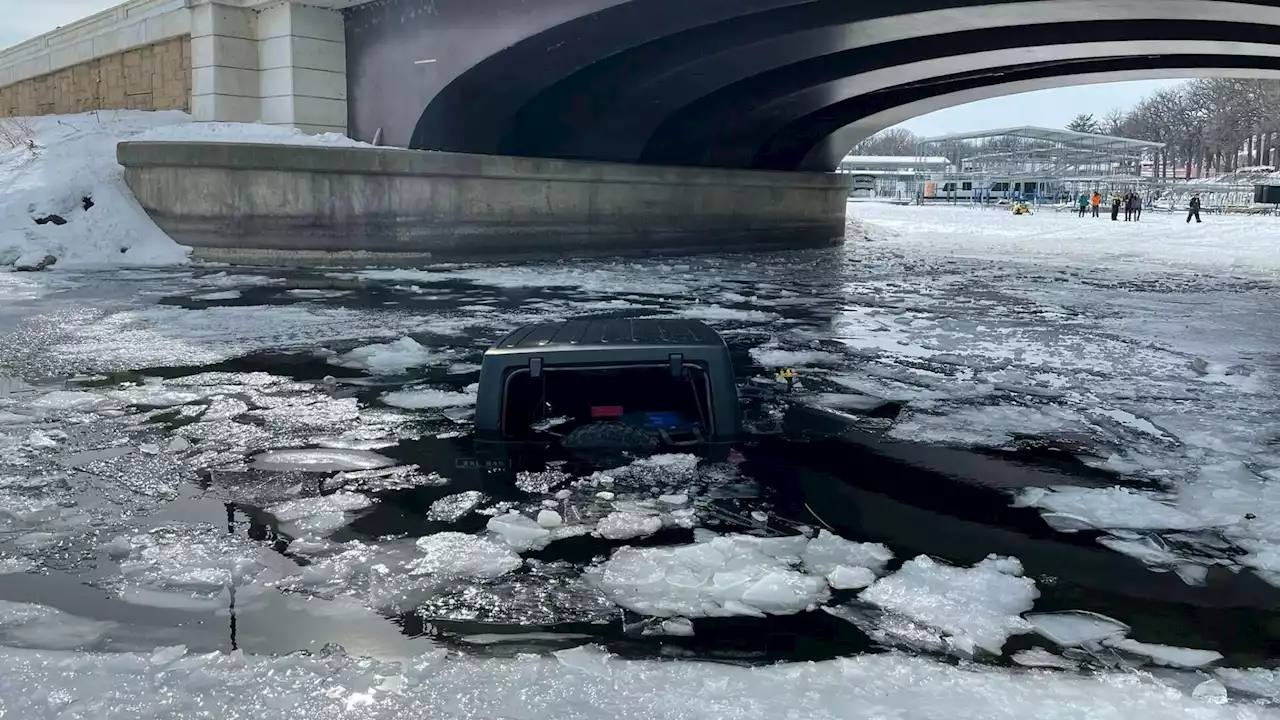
[2,159,1280,713]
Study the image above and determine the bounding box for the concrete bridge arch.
[344,0,1280,170]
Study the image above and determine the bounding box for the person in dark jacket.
[1133,193,1143,221]
[1110,194,1122,221]
[1123,193,1135,221]
[1187,194,1202,223]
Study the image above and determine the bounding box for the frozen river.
[1,202,1279,717]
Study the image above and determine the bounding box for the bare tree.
[850,128,920,156]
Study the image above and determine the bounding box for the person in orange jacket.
[1090,191,1102,217]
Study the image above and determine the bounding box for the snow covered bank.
[0,112,191,269]
[849,201,1280,276]
[0,113,373,271]
[0,643,1267,720]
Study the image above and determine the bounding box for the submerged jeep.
[473,318,740,456]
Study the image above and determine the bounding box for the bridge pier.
[117,141,849,266]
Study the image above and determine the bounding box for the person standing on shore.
[1187,193,1202,223]
[1078,192,1089,217]
[1110,193,1122,221]
[1133,193,1143,221]
[1091,191,1102,217]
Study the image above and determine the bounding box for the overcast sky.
[2,1,1191,137]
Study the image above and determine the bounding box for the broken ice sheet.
[0,600,117,651]
[417,561,617,625]
[592,534,828,618]
[266,491,374,536]
[252,448,397,473]
[1025,610,1130,647]
[1103,638,1224,668]
[1015,486,1206,532]
[428,491,486,522]
[857,555,1038,655]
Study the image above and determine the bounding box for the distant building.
[837,155,952,198]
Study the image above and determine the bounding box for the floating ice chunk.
[266,492,373,535]
[658,494,688,506]
[25,430,58,449]
[827,565,877,590]
[252,448,396,472]
[0,601,117,650]
[150,645,188,666]
[802,530,893,575]
[1103,638,1224,668]
[596,491,616,501]
[428,491,485,522]
[596,512,664,541]
[487,513,552,552]
[108,385,206,407]
[334,337,451,374]
[1097,534,1181,567]
[0,411,32,424]
[536,510,563,528]
[812,393,890,412]
[1193,679,1228,704]
[553,645,613,677]
[115,524,269,603]
[1016,486,1204,531]
[674,305,777,322]
[407,533,522,579]
[749,347,843,368]
[0,556,35,574]
[757,535,810,559]
[1216,667,1280,702]
[27,390,119,412]
[594,535,828,618]
[1011,648,1078,670]
[192,290,241,301]
[660,617,695,636]
[858,555,1038,655]
[1025,610,1130,647]
[381,385,477,409]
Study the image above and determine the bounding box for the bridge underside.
[345,0,1280,172]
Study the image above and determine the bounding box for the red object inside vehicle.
[591,405,624,418]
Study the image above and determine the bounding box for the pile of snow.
[133,121,371,148]
[331,337,453,375]
[1,111,192,269]
[0,112,383,271]
[856,555,1039,655]
[381,384,478,410]
[593,535,829,618]
[0,642,1263,719]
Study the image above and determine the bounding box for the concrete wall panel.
[117,140,848,265]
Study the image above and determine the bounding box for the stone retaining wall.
[0,36,190,117]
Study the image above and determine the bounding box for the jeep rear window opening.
[500,362,714,441]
